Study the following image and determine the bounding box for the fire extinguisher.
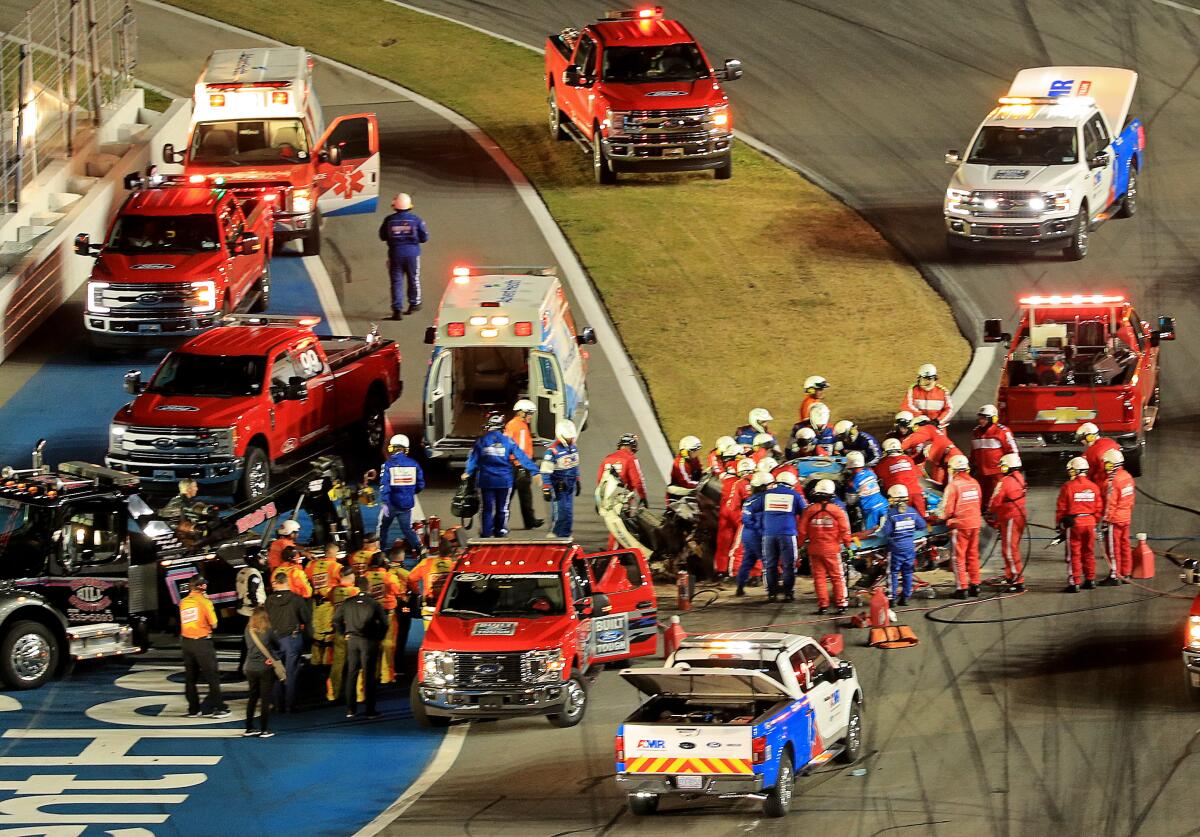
[869,587,891,628]
[676,569,693,612]
[424,515,440,551]
[1133,532,1155,579]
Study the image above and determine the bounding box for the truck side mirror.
[575,596,593,618]
[982,318,1010,345]
[836,661,855,681]
[424,326,436,345]
[319,145,342,166]
[162,142,183,164]
[1156,315,1176,341]
[123,370,144,395]
[122,172,144,191]
[945,149,961,166]
[234,232,261,255]
[718,58,743,81]
[74,233,94,257]
[576,327,597,345]
[563,65,585,87]
[285,376,307,401]
[1089,152,1110,169]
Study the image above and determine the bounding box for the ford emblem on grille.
[131,264,176,270]
[136,293,162,304]
[645,90,685,97]
[152,438,176,450]
[475,663,501,675]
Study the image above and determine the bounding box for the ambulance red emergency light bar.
[1017,294,1126,306]
[604,6,664,20]
[223,313,322,329]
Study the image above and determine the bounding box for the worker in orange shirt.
[939,455,983,599]
[1099,448,1136,584]
[798,375,829,422]
[268,519,302,573]
[306,542,343,666]
[716,458,756,576]
[408,537,458,623]
[362,553,405,683]
[279,547,313,598]
[903,416,960,487]
[901,363,953,429]
[505,399,544,530]
[987,453,1027,591]
[724,458,756,578]
[179,577,229,718]
[707,436,736,476]
[1057,457,1103,592]
[348,533,380,579]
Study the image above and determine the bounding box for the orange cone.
[662,615,687,659]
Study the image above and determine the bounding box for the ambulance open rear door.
[315,113,380,216]
[426,350,453,446]
[530,350,566,440]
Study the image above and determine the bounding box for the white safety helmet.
[388,433,410,450]
[1067,456,1090,476]
[556,420,578,442]
[279,519,301,536]
[977,404,998,419]
[999,452,1022,471]
[808,403,831,429]
[775,471,798,486]
[678,435,702,453]
[751,472,774,488]
[882,437,903,453]
[887,484,909,500]
[757,457,779,473]
[894,410,915,428]
[834,419,855,437]
[749,407,774,432]
[948,454,970,472]
[736,458,756,476]
[720,441,742,458]
[513,398,535,413]
[752,432,774,448]
[803,375,829,392]
[714,435,735,453]
[392,192,413,211]
[795,427,817,444]
[917,363,938,380]
[813,479,836,497]
[1074,422,1100,442]
[845,451,866,469]
[1102,448,1125,468]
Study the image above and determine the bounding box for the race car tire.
[627,794,660,816]
[762,752,794,818]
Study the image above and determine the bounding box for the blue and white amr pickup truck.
[614,632,864,818]
[944,66,1144,260]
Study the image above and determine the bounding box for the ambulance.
[422,266,597,461]
[165,47,380,256]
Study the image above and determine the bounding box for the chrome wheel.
[365,408,385,452]
[548,89,559,136]
[563,678,586,719]
[1076,214,1089,255]
[778,763,793,807]
[12,632,50,682]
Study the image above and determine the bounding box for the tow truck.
[616,632,864,817]
[164,47,380,255]
[945,66,1144,259]
[983,293,1175,475]
[411,541,658,729]
[75,176,273,349]
[106,315,402,500]
[544,6,742,183]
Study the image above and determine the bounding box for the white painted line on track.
[948,345,997,416]
[387,0,541,51]
[353,723,469,836]
[303,255,351,335]
[1149,0,1200,15]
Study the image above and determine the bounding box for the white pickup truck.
[944,66,1144,260]
[615,632,864,818]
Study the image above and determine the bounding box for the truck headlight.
[945,188,972,214]
[526,648,566,683]
[708,104,730,130]
[1043,189,1071,212]
[1189,616,1200,648]
[108,424,128,453]
[292,188,313,215]
[191,280,216,313]
[422,650,455,686]
[209,426,236,456]
[87,281,110,314]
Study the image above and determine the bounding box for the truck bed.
[627,694,789,725]
[546,33,572,63]
[320,336,397,371]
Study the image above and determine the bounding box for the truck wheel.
[409,679,450,728]
[547,673,588,727]
[714,154,733,180]
[627,794,660,816]
[250,261,271,313]
[359,392,388,458]
[1062,208,1089,260]
[762,754,794,818]
[593,129,616,185]
[1116,165,1138,218]
[837,701,863,763]
[548,88,569,141]
[238,445,270,503]
[1,620,59,690]
[301,220,322,257]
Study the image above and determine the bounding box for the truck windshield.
[602,44,709,84]
[967,126,1078,165]
[440,572,565,618]
[190,119,310,166]
[107,214,220,255]
[149,353,265,397]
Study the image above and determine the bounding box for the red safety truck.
[983,293,1176,475]
[412,541,659,728]
[544,6,742,183]
[106,316,402,500]
[76,178,274,349]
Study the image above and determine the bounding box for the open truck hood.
[621,667,794,700]
[1009,66,1137,130]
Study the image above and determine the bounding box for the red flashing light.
[297,316,321,328]
[263,193,277,203]
[1019,294,1125,306]
[615,734,625,762]
[208,93,225,107]
[187,174,206,184]
[513,321,533,337]
[638,7,655,17]
[447,322,466,338]
[452,266,471,277]
[271,91,289,105]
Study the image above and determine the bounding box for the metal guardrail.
[0,0,136,211]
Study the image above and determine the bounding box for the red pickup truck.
[106,317,401,500]
[983,293,1176,475]
[545,6,742,183]
[412,541,658,729]
[76,179,273,350]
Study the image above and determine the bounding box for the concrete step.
[16,225,52,243]
[31,211,65,227]
[98,142,132,158]
[117,123,150,143]
[0,241,33,271]
[84,153,120,177]
[68,175,98,194]
[48,192,81,213]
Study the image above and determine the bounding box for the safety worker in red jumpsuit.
[707,436,736,476]
[890,410,915,443]
[1099,448,1136,585]
[874,437,926,517]
[986,452,1027,591]
[1076,422,1121,487]
[798,375,829,422]
[901,363,954,429]
[750,433,777,463]
[668,435,704,502]
[969,404,1018,503]
[798,479,851,615]
[789,426,818,459]
[903,415,960,487]
[716,458,756,576]
[1057,457,1102,593]
[940,454,983,599]
[597,433,647,506]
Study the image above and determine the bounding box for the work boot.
[782,592,794,603]
[388,309,402,321]
[815,607,827,616]
[1119,577,1131,584]
[836,605,847,615]
[1082,579,1096,590]
[968,584,980,598]
[897,596,907,607]
[1097,576,1121,587]
[734,585,745,597]
[526,518,545,529]
[405,303,423,314]
[1011,582,1025,593]
[1063,584,1080,594]
[766,593,778,604]
[952,589,968,600]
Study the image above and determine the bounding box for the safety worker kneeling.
[987,453,1027,592]
[463,413,540,537]
[1099,448,1136,585]
[760,471,808,603]
[1075,422,1120,487]
[939,454,983,599]
[541,420,581,538]
[876,484,927,606]
[735,471,772,597]
[668,435,704,502]
[1057,457,1102,593]
[799,479,851,615]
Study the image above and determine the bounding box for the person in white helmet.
[540,421,581,538]
[751,432,778,463]
[987,453,1027,591]
[735,408,775,447]
[845,450,889,530]
[1099,448,1136,585]
[719,458,758,577]
[798,375,829,422]
[708,435,737,475]
[378,433,426,553]
[668,435,704,501]
[760,470,808,602]
[875,484,927,606]
[939,454,983,598]
[892,410,916,441]
[901,363,954,429]
[505,400,544,530]
[378,192,429,320]
[834,419,882,466]
[789,426,819,459]
[876,437,926,517]
[790,402,835,455]
[969,404,1018,503]
[734,472,774,596]
[1075,422,1121,487]
[799,479,851,614]
[1057,457,1102,592]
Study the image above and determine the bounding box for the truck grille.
[119,426,228,462]
[968,190,1043,219]
[453,652,525,687]
[98,282,199,316]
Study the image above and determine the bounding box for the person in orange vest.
[306,542,343,667]
[179,577,229,718]
[901,363,953,429]
[723,458,757,578]
[1099,448,1136,585]
[940,455,983,599]
[362,552,405,683]
[596,434,648,505]
[798,479,851,614]
[903,416,961,487]
[279,547,313,599]
[987,453,1027,592]
[348,533,379,579]
[667,435,704,503]
[1057,457,1103,593]
[715,458,755,576]
[969,404,1019,502]
[267,519,302,573]
[1075,423,1121,487]
[505,399,544,530]
[798,375,829,422]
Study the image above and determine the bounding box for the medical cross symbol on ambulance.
[331,167,365,198]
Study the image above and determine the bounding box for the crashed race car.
[598,456,949,583]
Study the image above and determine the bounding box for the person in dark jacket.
[463,413,539,538]
[377,192,429,320]
[264,571,310,713]
[332,576,388,719]
[242,607,280,738]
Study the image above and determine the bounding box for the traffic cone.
[1132,533,1155,579]
[662,615,687,659]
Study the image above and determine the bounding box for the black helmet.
[618,433,639,452]
[484,412,505,432]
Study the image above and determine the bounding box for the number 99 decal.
[297,348,323,376]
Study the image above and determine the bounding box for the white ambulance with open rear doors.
[422,266,597,461]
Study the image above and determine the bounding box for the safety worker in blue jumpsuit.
[875,483,927,606]
[844,450,889,531]
[734,407,775,448]
[834,419,882,466]
[463,414,539,537]
[540,420,581,538]
[760,471,808,603]
[735,471,772,597]
[377,192,429,321]
[376,434,425,554]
